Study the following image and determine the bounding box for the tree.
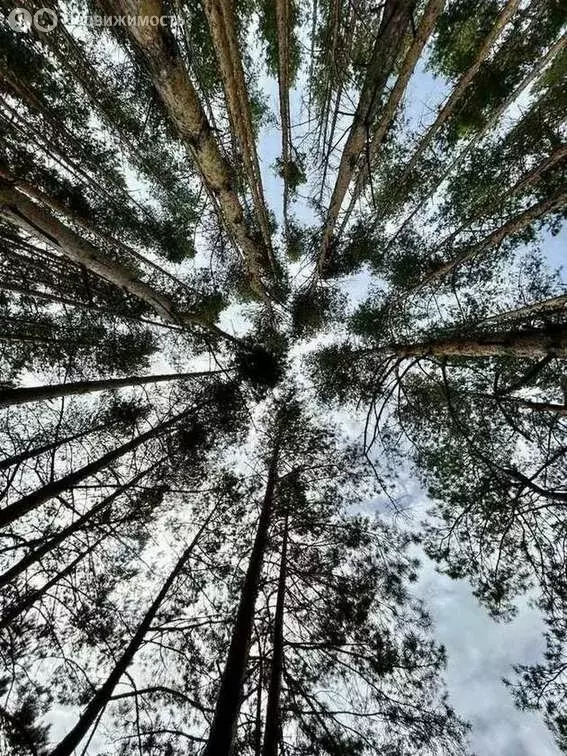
[1,2,566,754]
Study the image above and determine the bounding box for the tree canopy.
[0,0,566,753]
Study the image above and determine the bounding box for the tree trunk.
[475,393,567,417]
[0,462,162,589]
[476,293,567,328]
[315,0,414,280]
[261,514,289,756]
[0,421,115,474]
[408,189,567,295]
[0,535,105,630]
[0,410,188,528]
[204,0,275,265]
[383,32,567,244]
[0,180,242,346]
[0,370,223,409]
[49,501,220,756]
[396,0,521,185]
[275,0,292,240]
[388,324,567,359]
[203,442,280,756]
[424,143,567,261]
[0,181,180,324]
[0,281,184,333]
[108,0,272,301]
[341,0,445,232]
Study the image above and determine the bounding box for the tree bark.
[478,393,567,417]
[388,324,567,359]
[406,189,567,296]
[476,293,567,328]
[261,514,289,756]
[341,0,445,231]
[0,180,244,346]
[108,0,273,301]
[396,0,521,186]
[0,410,187,528]
[203,442,280,756]
[203,0,275,266]
[314,0,415,281]
[49,500,220,756]
[0,182,182,324]
[0,370,223,409]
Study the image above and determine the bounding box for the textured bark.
[203,0,275,265]
[49,501,220,756]
[389,324,567,359]
[0,370,222,409]
[0,409,187,528]
[0,181,242,345]
[315,0,415,280]
[478,294,567,327]
[108,0,272,300]
[261,514,289,756]
[341,0,445,230]
[0,463,162,589]
[0,182,181,324]
[397,0,521,185]
[204,443,280,756]
[9,174,198,298]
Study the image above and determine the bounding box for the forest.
[0,0,565,753]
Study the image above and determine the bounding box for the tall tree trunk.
[108,0,273,301]
[477,293,567,328]
[395,0,521,188]
[0,281,184,333]
[203,0,275,266]
[314,0,414,281]
[0,462,162,589]
[388,323,567,359]
[0,535,106,630]
[0,409,188,528]
[203,442,281,756]
[6,174,198,299]
[0,180,242,346]
[49,500,221,756]
[0,420,116,474]
[404,189,567,297]
[0,370,223,409]
[261,514,289,756]
[424,143,567,261]
[340,0,445,232]
[383,32,567,244]
[472,393,567,416]
[276,0,292,240]
[0,182,182,324]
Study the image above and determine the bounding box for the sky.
[248,25,565,756]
